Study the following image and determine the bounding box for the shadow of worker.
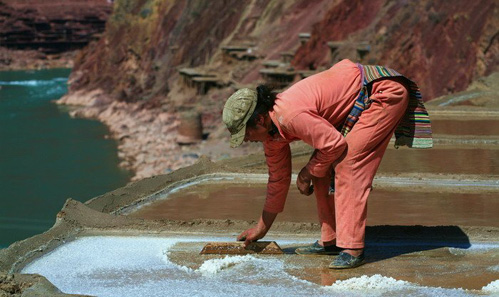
[364,225,471,263]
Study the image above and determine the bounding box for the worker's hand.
[237,211,277,247]
[297,167,314,196]
[237,226,267,247]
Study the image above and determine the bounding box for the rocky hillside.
[56,0,498,180]
[294,0,498,99]
[68,0,498,103]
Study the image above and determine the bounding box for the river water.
[0,69,131,248]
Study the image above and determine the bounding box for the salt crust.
[330,274,414,291]
[482,280,499,294]
[325,274,476,297]
[196,255,255,276]
[487,265,499,272]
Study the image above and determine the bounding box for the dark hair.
[247,85,276,127]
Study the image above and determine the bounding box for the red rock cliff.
[293,0,499,99]
[68,0,498,104]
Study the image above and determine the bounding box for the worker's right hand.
[297,167,314,196]
[237,211,277,247]
[237,226,266,247]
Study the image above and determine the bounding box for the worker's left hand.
[297,167,314,196]
[237,226,267,247]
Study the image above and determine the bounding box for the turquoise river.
[0,69,131,248]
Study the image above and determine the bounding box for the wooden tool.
[200,241,284,255]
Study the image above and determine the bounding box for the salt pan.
[21,236,491,297]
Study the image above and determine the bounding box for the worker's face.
[244,114,268,143]
[244,125,268,143]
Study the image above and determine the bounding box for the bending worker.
[222,59,432,269]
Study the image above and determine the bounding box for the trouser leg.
[313,167,336,244]
[335,78,409,249]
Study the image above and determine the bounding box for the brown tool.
[200,241,284,255]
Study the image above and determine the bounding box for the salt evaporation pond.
[292,147,499,175]
[22,236,498,297]
[130,182,499,227]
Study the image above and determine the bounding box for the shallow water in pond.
[20,236,499,296]
[130,183,499,227]
[292,147,499,175]
[431,119,499,136]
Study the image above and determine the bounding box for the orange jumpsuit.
[263,59,409,249]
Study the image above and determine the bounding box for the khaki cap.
[222,88,257,148]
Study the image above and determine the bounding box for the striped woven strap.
[362,64,402,82]
[341,64,433,149]
[340,85,369,136]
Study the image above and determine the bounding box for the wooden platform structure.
[298,32,311,45]
[221,45,258,61]
[327,41,346,56]
[259,50,299,88]
[262,60,281,68]
[259,68,296,89]
[356,41,371,61]
[178,68,222,95]
[327,40,372,63]
[280,51,295,64]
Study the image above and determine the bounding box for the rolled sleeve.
[263,140,292,213]
[287,112,347,177]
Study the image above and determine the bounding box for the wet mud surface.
[130,182,499,227]
[168,239,499,290]
[293,147,499,175]
[431,119,499,136]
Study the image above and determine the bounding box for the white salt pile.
[196,255,255,276]
[482,280,499,294]
[21,236,496,297]
[325,274,474,297]
[327,274,415,293]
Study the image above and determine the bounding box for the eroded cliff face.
[58,0,498,180]
[69,0,248,104]
[294,0,499,99]
[69,0,498,104]
[68,0,334,105]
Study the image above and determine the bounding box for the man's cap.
[222,88,257,148]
